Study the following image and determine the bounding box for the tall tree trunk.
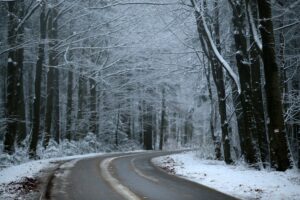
[210,0,232,164]
[193,0,232,164]
[228,0,258,166]
[77,73,87,139]
[115,109,120,146]
[143,103,153,150]
[159,87,166,150]
[199,31,221,160]
[15,1,26,146]
[297,111,300,169]
[231,79,246,157]
[66,69,73,140]
[4,0,26,154]
[43,5,59,147]
[257,0,291,171]
[208,78,222,160]
[247,0,269,167]
[89,79,97,134]
[43,65,54,148]
[249,35,268,166]
[0,1,7,137]
[152,110,157,149]
[29,4,47,158]
[211,60,232,164]
[228,40,247,158]
[51,7,60,144]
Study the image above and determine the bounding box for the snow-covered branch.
[191,0,241,94]
[15,2,41,32]
[90,1,179,10]
[247,2,262,52]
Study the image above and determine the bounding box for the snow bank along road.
[43,151,237,200]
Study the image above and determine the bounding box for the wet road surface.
[45,151,238,200]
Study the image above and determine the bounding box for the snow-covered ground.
[153,151,300,200]
[0,152,105,199]
[0,152,106,185]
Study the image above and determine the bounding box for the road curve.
[44,151,238,200]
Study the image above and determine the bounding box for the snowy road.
[44,151,237,200]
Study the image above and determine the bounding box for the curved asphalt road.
[44,151,238,200]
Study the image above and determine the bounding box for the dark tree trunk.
[212,0,232,164]
[0,2,7,137]
[228,41,247,157]
[159,87,166,150]
[66,70,73,140]
[4,1,26,154]
[143,103,153,150]
[229,0,258,165]
[115,110,120,146]
[247,0,269,167]
[43,5,59,147]
[152,109,157,149]
[257,0,291,171]
[77,74,87,139]
[211,60,232,164]
[297,112,300,169]
[89,79,97,133]
[15,1,26,146]
[15,43,26,146]
[138,98,143,145]
[29,4,47,158]
[51,9,60,144]
[249,36,268,166]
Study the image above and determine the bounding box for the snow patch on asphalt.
[152,151,300,200]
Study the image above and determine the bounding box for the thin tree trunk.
[77,73,87,139]
[231,80,246,156]
[297,111,300,169]
[115,109,120,146]
[66,69,73,140]
[198,30,221,160]
[159,87,166,150]
[143,103,153,150]
[89,79,97,133]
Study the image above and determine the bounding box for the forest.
[0,0,299,172]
